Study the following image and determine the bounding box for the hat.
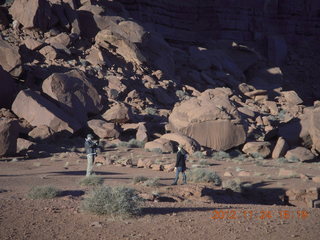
[87,134,93,139]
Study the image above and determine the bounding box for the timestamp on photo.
[210,209,309,220]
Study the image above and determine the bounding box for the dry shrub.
[81,186,142,217]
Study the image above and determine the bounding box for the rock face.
[0,66,16,108]
[168,88,246,151]
[42,70,102,125]
[87,119,120,139]
[12,89,81,134]
[0,36,22,77]
[117,0,320,44]
[0,119,20,157]
[9,0,57,31]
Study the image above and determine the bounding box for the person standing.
[84,134,98,176]
[172,145,187,185]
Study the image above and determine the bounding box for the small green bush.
[288,156,300,163]
[117,139,145,148]
[143,178,160,187]
[145,107,157,115]
[277,157,289,164]
[222,178,242,193]
[199,159,209,166]
[79,175,104,187]
[81,186,142,217]
[250,152,264,160]
[187,168,221,186]
[193,151,205,159]
[175,90,189,101]
[132,176,149,184]
[149,148,163,154]
[127,139,145,148]
[212,151,230,161]
[28,186,61,199]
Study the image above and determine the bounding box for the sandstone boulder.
[12,89,81,134]
[144,138,174,153]
[137,158,153,168]
[282,91,303,105]
[0,119,20,157]
[272,137,289,159]
[45,32,71,49]
[28,125,55,142]
[87,119,120,139]
[168,89,246,151]
[102,103,132,123]
[242,141,271,158]
[285,147,315,162]
[96,21,174,76]
[42,70,102,125]
[308,107,320,153]
[9,0,58,31]
[160,133,200,154]
[24,37,44,51]
[0,66,17,108]
[136,122,148,142]
[0,36,22,77]
[39,45,58,61]
[17,138,35,154]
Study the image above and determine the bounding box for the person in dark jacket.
[84,134,98,176]
[172,145,187,185]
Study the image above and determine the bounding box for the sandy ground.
[1,146,320,240]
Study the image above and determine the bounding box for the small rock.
[90,222,102,228]
[224,171,233,177]
[312,176,320,183]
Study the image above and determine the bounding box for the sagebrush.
[79,175,104,187]
[187,168,221,186]
[28,186,61,199]
[81,186,142,217]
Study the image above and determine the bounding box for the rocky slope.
[0,0,320,170]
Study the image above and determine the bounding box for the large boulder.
[102,103,133,123]
[28,125,55,142]
[242,141,272,158]
[285,147,315,162]
[308,107,320,153]
[160,133,200,154]
[95,20,174,76]
[12,89,81,134]
[0,119,20,157]
[9,0,58,31]
[42,70,102,125]
[144,138,174,153]
[168,88,246,151]
[0,36,22,77]
[17,138,35,154]
[0,66,17,108]
[87,119,120,139]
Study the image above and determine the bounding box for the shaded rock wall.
[117,0,320,44]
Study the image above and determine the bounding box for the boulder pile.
[0,0,319,163]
